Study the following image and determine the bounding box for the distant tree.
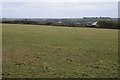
[46,22,53,25]
[97,20,118,29]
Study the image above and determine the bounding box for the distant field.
[2,24,118,78]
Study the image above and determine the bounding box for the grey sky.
[1,0,119,2]
[2,2,118,18]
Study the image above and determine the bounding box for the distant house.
[85,21,98,27]
[75,23,81,26]
[92,21,98,26]
[58,21,62,24]
[86,22,93,27]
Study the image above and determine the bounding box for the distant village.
[1,17,118,29]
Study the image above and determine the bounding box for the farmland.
[2,24,118,78]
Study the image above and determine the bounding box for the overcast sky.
[2,1,118,18]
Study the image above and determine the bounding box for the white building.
[92,21,98,26]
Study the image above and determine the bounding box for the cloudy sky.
[1,0,119,18]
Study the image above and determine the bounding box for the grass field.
[2,24,118,78]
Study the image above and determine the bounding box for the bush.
[97,20,118,29]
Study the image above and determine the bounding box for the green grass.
[2,24,118,78]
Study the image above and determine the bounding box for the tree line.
[2,19,119,29]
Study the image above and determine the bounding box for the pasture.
[2,24,118,78]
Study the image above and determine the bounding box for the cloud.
[2,2,118,18]
[1,0,119,2]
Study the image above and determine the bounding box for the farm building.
[92,21,98,26]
